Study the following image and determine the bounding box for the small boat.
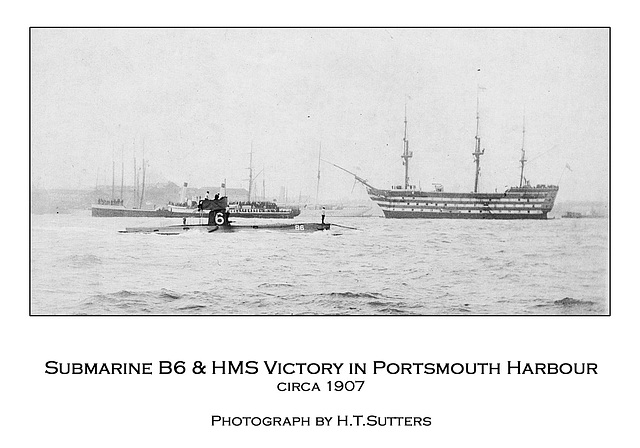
[119,197,329,234]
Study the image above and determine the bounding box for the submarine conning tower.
[198,197,231,226]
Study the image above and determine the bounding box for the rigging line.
[527,144,559,163]
[330,223,361,231]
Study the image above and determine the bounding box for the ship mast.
[139,139,146,209]
[133,153,138,207]
[248,142,254,202]
[120,144,124,201]
[401,103,412,189]
[111,144,115,200]
[472,87,485,193]
[519,114,527,188]
[315,142,321,208]
[139,159,146,209]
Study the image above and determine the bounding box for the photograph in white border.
[30,28,609,315]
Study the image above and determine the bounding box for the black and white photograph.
[30,27,609,315]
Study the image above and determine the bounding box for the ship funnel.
[181,182,188,203]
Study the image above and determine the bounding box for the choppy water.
[30,210,609,315]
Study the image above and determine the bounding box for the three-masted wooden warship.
[330,99,559,219]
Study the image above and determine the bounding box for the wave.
[367,300,389,307]
[176,304,208,311]
[113,290,136,297]
[327,291,389,300]
[159,289,182,300]
[376,307,416,315]
[452,307,473,313]
[63,254,102,267]
[554,297,596,306]
[258,282,295,288]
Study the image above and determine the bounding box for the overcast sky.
[31,28,609,202]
